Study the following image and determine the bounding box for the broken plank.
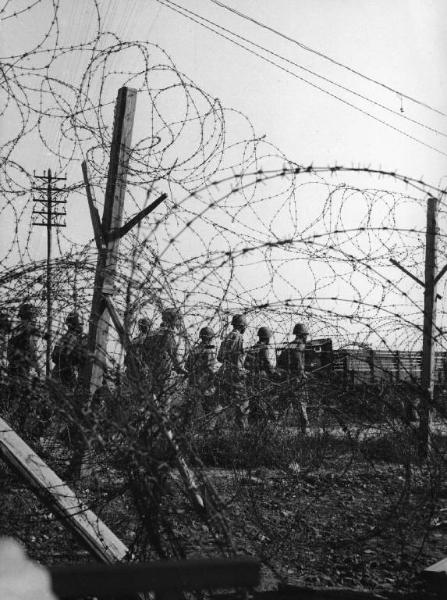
[0,416,128,563]
[50,558,260,599]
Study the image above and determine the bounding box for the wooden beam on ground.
[0,417,128,563]
[422,557,447,595]
[50,558,260,599]
[84,86,137,395]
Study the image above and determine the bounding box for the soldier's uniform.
[125,317,152,382]
[52,312,87,390]
[0,312,11,411]
[142,309,186,407]
[185,327,220,427]
[7,304,41,431]
[217,314,248,430]
[245,326,276,423]
[277,323,309,434]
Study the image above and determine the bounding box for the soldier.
[277,322,309,434]
[185,326,220,427]
[125,317,152,381]
[245,326,276,423]
[142,308,186,401]
[52,311,87,390]
[0,312,12,411]
[217,314,249,430]
[7,303,41,430]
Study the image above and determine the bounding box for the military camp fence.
[295,340,447,389]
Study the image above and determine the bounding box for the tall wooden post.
[419,196,439,458]
[86,87,137,394]
[32,170,66,376]
[45,169,53,377]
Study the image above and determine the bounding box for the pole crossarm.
[82,160,104,250]
[390,258,442,300]
[435,262,447,284]
[107,193,167,242]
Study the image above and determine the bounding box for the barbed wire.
[1,0,447,593]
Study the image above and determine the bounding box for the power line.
[160,0,447,140]
[155,0,447,158]
[208,0,447,119]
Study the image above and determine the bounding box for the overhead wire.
[155,0,447,140]
[207,0,447,119]
[154,0,447,158]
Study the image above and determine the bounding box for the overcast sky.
[2,0,447,345]
[3,0,447,180]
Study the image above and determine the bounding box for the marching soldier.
[142,308,186,401]
[7,303,41,430]
[0,312,12,411]
[217,314,249,430]
[125,317,152,381]
[277,322,309,434]
[245,326,276,423]
[185,326,220,427]
[52,311,87,390]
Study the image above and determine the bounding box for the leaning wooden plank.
[50,557,260,599]
[422,556,447,592]
[0,416,127,563]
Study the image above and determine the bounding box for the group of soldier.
[0,302,311,435]
[126,309,311,434]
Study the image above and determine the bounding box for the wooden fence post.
[419,196,439,459]
[84,87,137,395]
[369,348,375,385]
[394,350,400,383]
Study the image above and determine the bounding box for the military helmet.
[138,317,151,332]
[231,314,247,328]
[18,303,36,320]
[199,326,214,340]
[293,323,309,336]
[162,307,180,325]
[0,312,11,333]
[257,326,272,340]
[66,311,81,328]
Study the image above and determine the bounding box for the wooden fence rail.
[50,558,260,599]
[305,347,447,387]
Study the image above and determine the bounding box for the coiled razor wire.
[1,0,447,591]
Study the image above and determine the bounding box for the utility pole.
[82,87,166,395]
[419,196,438,458]
[32,169,67,377]
[391,195,445,458]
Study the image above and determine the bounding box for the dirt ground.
[1,419,446,595]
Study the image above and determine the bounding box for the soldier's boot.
[298,401,309,435]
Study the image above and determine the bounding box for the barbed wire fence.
[1,0,447,593]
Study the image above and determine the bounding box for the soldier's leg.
[295,384,309,434]
[67,430,85,480]
[234,382,249,431]
[297,399,309,434]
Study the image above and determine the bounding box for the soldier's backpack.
[142,327,175,380]
[276,345,295,372]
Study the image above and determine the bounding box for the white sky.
[2,0,447,347]
[3,0,447,178]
